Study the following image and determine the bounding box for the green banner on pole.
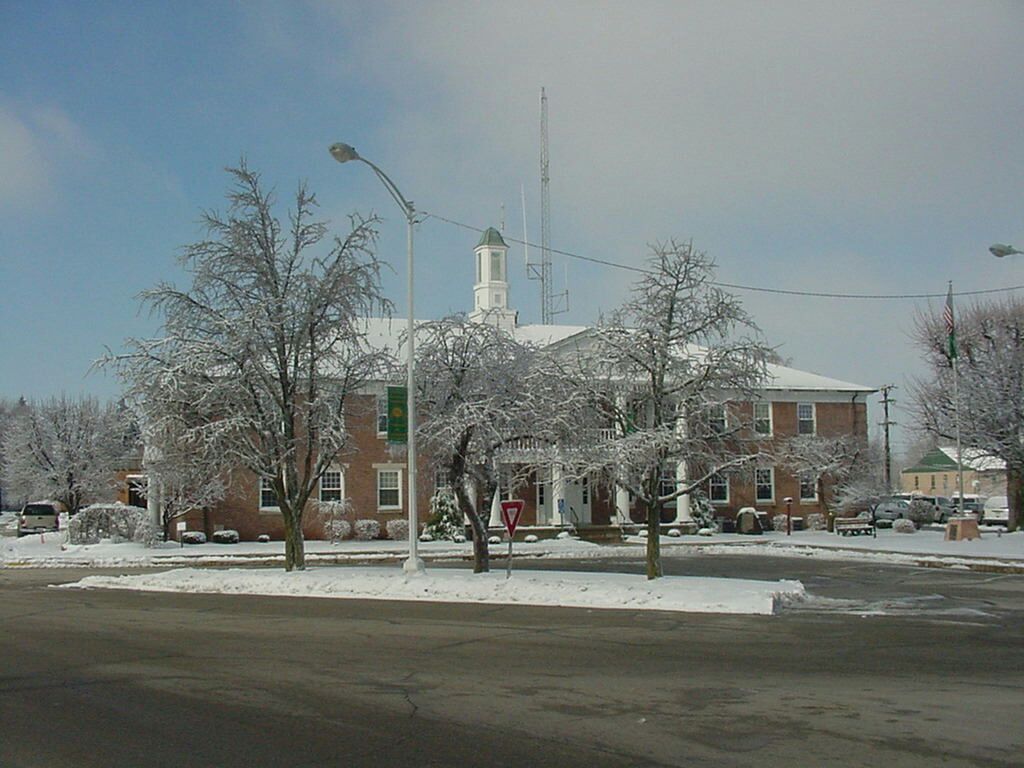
[387,386,408,443]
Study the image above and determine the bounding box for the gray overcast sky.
[2,1,1023,454]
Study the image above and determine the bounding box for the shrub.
[555,531,572,540]
[488,535,502,545]
[906,500,935,528]
[386,519,409,541]
[688,490,717,531]
[893,518,916,534]
[667,528,682,538]
[453,534,466,543]
[67,503,157,547]
[324,519,351,542]
[772,514,788,532]
[805,513,827,531]
[424,489,462,541]
[212,529,239,544]
[257,534,270,543]
[524,534,539,543]
[698,527,715,536]
[181,531,207,545]
[354,519,380,541]
[419,532,434,542]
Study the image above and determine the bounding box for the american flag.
[944,284,957,359]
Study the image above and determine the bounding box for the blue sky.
[2,1,1023,454]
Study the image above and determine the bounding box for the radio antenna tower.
[527,87,568,324]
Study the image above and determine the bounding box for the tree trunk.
[458,487,489,574]
[282,508,306,571]
[1008,464,1022,532]
[645,502,662,580]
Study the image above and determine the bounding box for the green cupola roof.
[477,227,507,249]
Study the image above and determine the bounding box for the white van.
[17,501,65,537]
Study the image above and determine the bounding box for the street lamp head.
[989,244,1022,258]
[329,142,360,164]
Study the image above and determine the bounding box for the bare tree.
[415,315,576,573]
[774,435,864,526]
[911,296,1024,530]
[108,163,390,570]
[569,241,772,579]
[1,396,130,514]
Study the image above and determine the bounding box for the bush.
[667,528,682,538]
[67,503,158,547]
[893,518,916,534]
[698,527,715,536]
[488,535,502,545]
[354,519,380,541]
[906,500,935,528]
[181,531,207,544]
[212,529,239,544]
[386,519,409,541]
[257,534,270,543]
[424,489,462,541]
[772,514,788,532]
[805,513,827,531]
[324,519,351,542]
[524,534,539,543]
[419,532,434,542]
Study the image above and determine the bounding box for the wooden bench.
[834,517,876,537]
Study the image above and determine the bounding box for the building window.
[476,252,482,283]
[434,468,450,493]
[126,475,147,508]
[914,475,919,489]
[755,468,775,504]
[320,469,344,503]
[753,401,772,436]
[582,476,589,505]
[930,474,935,489]
[709,404,726,434]
[797,403,815,435]
[377,470,401,509]
[377,395,388,435]
[799,473,817,502]
[709,473,729,504]
[260,477,279,509]
[659,470,676,501]
[491,250,503,280]
[537,480,546,507]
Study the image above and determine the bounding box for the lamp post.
[329,142,425,574]
[989,244,1023,258]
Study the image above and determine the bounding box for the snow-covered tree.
[774,434,864,526]
[911,296,1024,530]
[568,241,772,579]
[1,396,131,514]
[108,163,390,570]
[415,314,577,572]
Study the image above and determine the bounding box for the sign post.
[500,500,525,580]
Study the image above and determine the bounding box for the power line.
[421,210,1024,301]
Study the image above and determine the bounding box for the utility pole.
[878,384,897,490]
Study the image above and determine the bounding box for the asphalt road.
[1,553,1022,768]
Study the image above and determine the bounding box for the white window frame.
[753,401,772,436]
[434,468,450,493]
[755,467,775,504]
[709,403,727,434]
[377,469,402,510]
[319,467,345,504]
[797,402,816,435]
[708,473,729,505]
[490,250,503,281]
[377,395,388,436]
[259,477,280,511]
[799,473,818,503]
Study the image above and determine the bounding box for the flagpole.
[947,281,966,517]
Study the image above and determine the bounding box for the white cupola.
[469,226,517,331]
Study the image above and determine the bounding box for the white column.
[674,460,691,523]
[615,485,631,524]
[551,463,566,526]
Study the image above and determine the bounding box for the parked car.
[16,501,65,537]
[981,496,1010,527]
[871,499,911,527]
[906,494,955,523]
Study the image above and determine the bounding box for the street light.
[989,244,1023,258]
[330,142,425,574]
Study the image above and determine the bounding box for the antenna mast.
[527,87,568,324]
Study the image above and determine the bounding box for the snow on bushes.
[354,519,380,541]
[181,531,207,545]
[67,503,159,547]
[386,519,409,541]
[257,534,271,543]
[324,519,352,543]
[318,500,353,543]
[772,514,788,532]
[488,535,502,545]
[667,528,682,538]
[423,489,462,541]
[893,518,916,534]
[805,513,827,531]
[212,529,239,544]
[524,534,539,543]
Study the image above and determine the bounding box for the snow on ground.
[64,566,804,616]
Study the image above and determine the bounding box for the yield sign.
[500,500,525,537]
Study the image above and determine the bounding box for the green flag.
[386,386,408,443]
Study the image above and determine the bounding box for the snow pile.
[65,566,805,615]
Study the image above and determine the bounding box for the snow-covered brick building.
[121,227,874,540]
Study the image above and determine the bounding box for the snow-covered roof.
[938,447,1006,472]
[359,317,874,394]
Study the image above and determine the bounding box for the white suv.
[16,501,64,537]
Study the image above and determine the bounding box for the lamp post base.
[403,556,426,574]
